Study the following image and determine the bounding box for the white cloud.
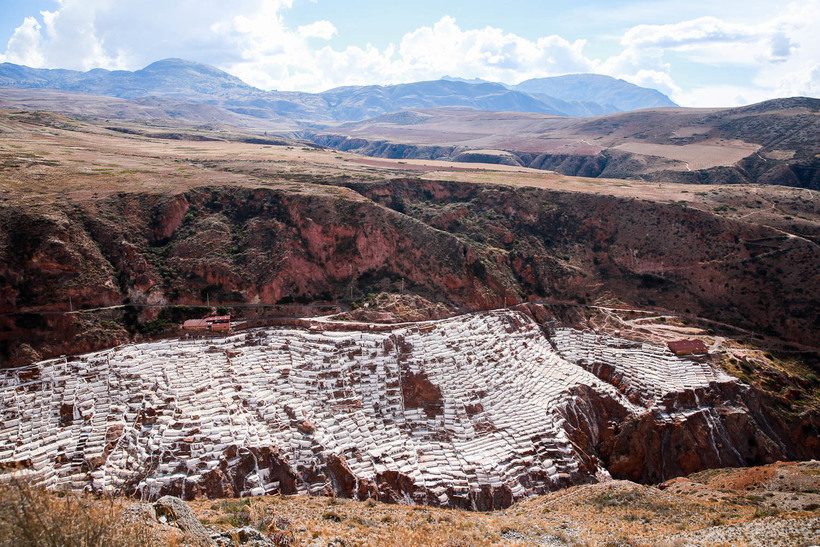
[0,16,44,66]
[0,4,599,91]
[673,85,775,108]
[214,13,602,91]
[37,0,128,70]
[598,1,820,106]
[395,16,594,84]
[297,21,336,40]
[1,1,288,71]
[628,69,681,98]
[218,14,600,91]
[774,63,820,97]
[0,0,817,106]
[620,16,799,66]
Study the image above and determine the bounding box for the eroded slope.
[1,310,814,507]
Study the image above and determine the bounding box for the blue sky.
[0,0,818,106]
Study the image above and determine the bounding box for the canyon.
[0,99,818,513]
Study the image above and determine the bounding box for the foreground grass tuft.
[0,480,152,547]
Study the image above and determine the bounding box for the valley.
[0,78,818,544]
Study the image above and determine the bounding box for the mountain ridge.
[0,58,677,121]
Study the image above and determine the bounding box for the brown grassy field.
[4,462,812,547]
[313,100,819,188]
[5,462,817,546]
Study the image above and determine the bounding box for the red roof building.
[667,339,708,355]
[206,315,231,331]
[182,315,231,332]
[182,318,209,330]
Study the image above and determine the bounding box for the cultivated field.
[614,139,762,170]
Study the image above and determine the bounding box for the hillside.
[317,79,617,119]
[1,108,818,361]
[312,98,820,189]
[0,87,295,132]
[7,308,816,506]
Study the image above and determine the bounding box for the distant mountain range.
[0,58,677,123]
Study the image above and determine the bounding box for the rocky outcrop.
[311,134,612,176]
[149,195,190,243]
[311,135,457,161]
[315,130,820,189]
[549,328,819,482]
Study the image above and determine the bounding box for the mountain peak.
[514,73,677,111]
[136,58,252,88]
[440,75,496,85]
[142,57,196,68]
[141,58,220,73]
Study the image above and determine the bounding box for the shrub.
[752,506,780,519]
[321,511,343,522]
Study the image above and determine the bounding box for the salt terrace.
[0,310,735,508]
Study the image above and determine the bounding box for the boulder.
[154,495,215,546]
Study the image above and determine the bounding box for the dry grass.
[1,464,818,547]
[193,494,528,546]
[0,480,153,547]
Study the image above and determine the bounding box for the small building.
[182,315,231,332]
[205,315,231,332]
[182,318,209,331]
[667,339,708,356]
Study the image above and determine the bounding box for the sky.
[0,0,818,107]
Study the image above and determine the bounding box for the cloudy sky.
[0,0,818,107]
